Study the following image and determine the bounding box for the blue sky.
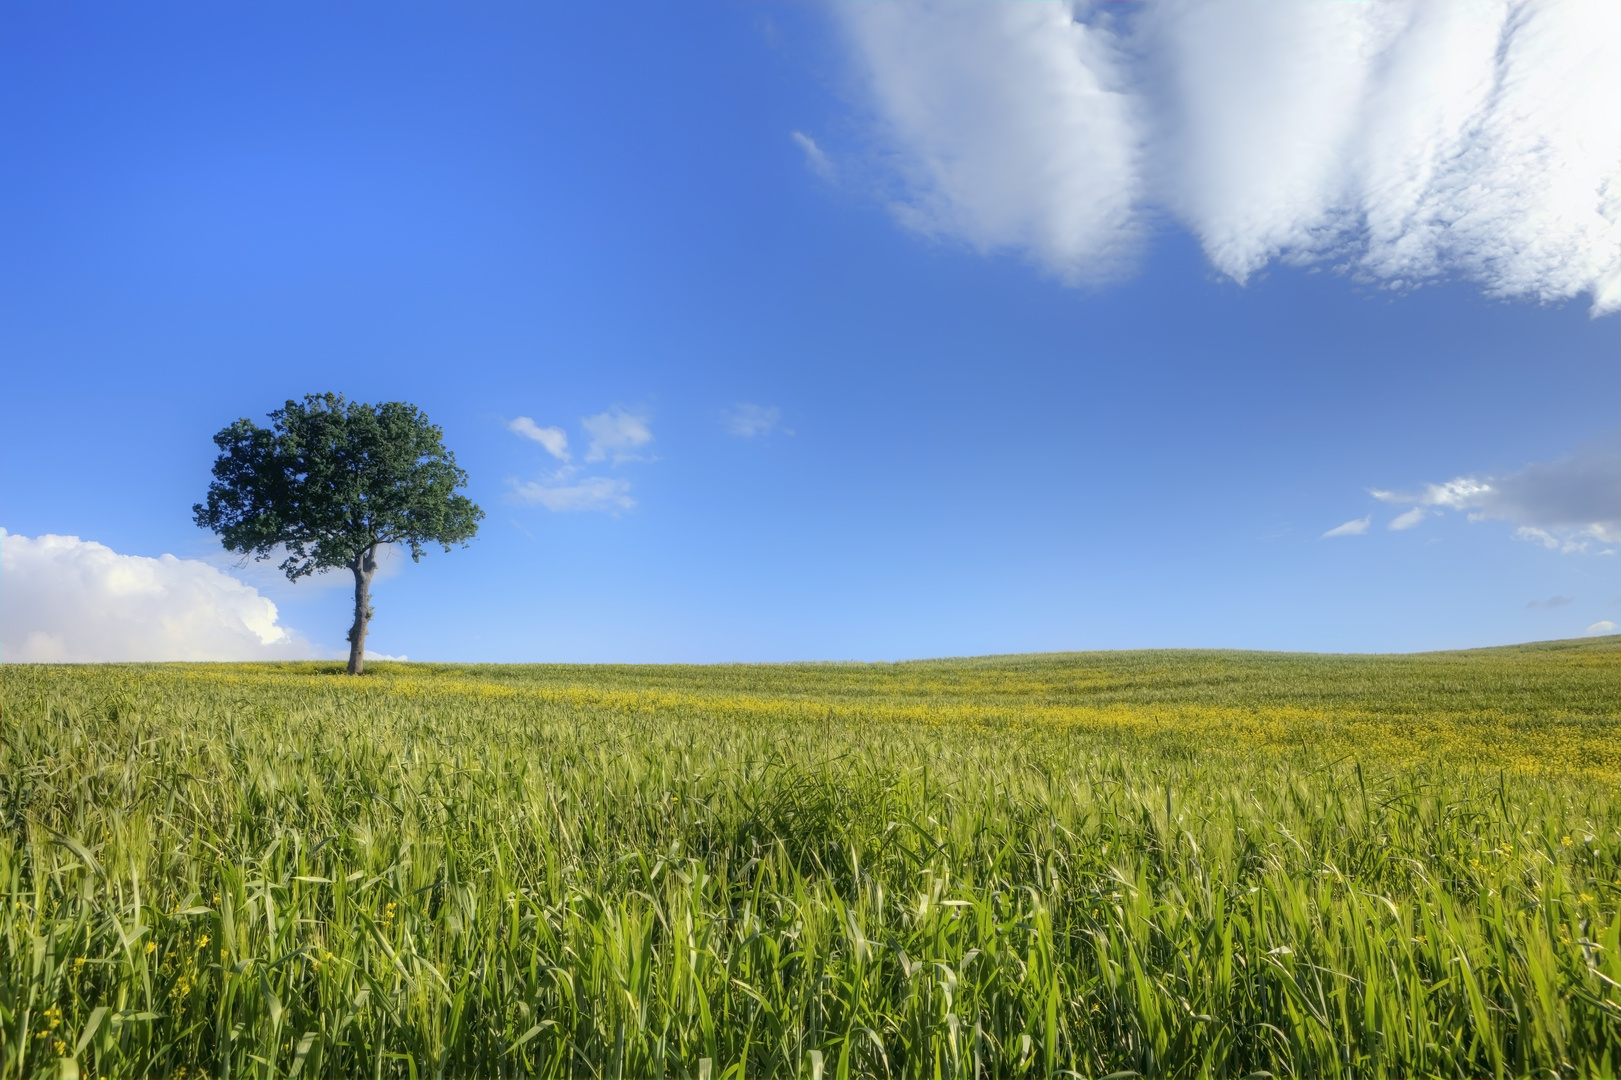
[2,1,1617,663]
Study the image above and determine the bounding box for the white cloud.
[1370,447,1621,551]
[832,0,1621,313]
[1322,516,1369,538]
[582,409,653,463]
[724,403,790,438]
[1374,477,1494,511]
[509,474,635,513]
[507,408,653,514]
[837,1,1143,283]
[1,530,316,662]
[1513,525,1613,555]
[792,131,835,181]
[1388,507,1428,531]
[509,417,570,461]
[1587,620,1618,634]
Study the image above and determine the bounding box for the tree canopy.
[194,393,482,672]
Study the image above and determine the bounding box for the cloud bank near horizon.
[1,531,317,662]
[832,0,1620,313]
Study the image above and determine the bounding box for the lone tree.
[194,393,483,674]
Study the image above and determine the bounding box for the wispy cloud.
[832,0,1620,313]
[1526,595,1574,610]
[1513,525,1615,555]
[509,473,635,514]
[1388,507,1428,531]
[1372,478,1493,512]
[1,530,317,662]
[791,131,834,181]
[1322,516,1369,538]
[724,403,791,438]
[583,409,654,463]
[509,417,570,461]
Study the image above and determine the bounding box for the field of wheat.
[3,637,1618,1079]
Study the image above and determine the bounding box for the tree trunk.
[346,544,378,675]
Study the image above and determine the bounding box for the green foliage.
[192,393,482,580]
[3,640,1618,1078]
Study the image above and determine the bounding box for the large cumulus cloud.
[1,530,317,662]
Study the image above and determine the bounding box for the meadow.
[2,637,1618,1079]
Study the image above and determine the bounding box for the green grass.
[3,637,1618,1078]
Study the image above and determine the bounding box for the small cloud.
[1525,595,1574,610]
[582,409,653,463]
[724,403,791,439]
[509,417,570,462]
[509,408,652,513]
[1513,525,1614,555]
[510,474,635,513]
[1373,478,1493,510]
[1388,507,1427,531]
[791,131,834,181]
[1586,620,1618,635]
[1321,516,1369,538]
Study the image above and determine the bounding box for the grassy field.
[2,637,1618,1078]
